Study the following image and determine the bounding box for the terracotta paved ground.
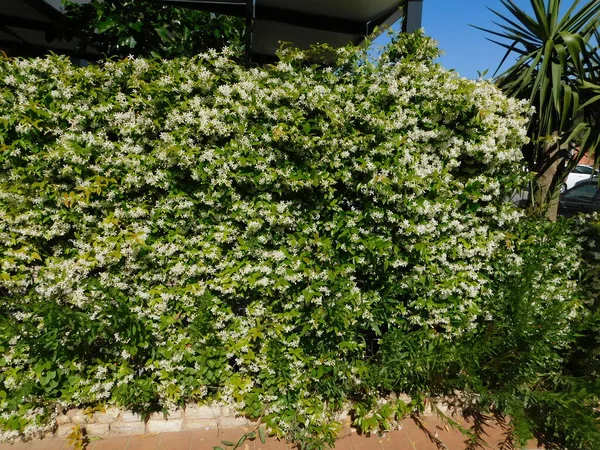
[1,416,541,450]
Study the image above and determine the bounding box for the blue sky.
[374,0,535,79]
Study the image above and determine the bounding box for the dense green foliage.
[1,33,599,448]
[62,0,244,59]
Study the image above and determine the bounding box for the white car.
[562,165,599,193]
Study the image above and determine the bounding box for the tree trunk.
[532,141,567,221]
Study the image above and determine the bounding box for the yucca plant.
[477,0,600,220]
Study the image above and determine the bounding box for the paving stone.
[127,433,162,450]
[66,409,82,418]
[423,402,450,417]
[94,408,121,424]
[56,424,77,438]
[330,435,353,450]
[28,439,66,450]
[337,426,353,439]
[88,435,131,450]
[86,423,110,436]
[120,411,143,423]
[56,414,71,425]
[0,437,31,450]
[337,410,353,431]
[157,431,193,450]
[398,394,412,404]
[65,409,88,425]
[218,416,249,428]
[149,409,182,421]
[109,421,146,436]
[184,405,220,420]
[182,418,219,431]
[146,419,184,433]
[71,415,88,425]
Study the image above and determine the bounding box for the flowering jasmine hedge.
[1,33,598,447]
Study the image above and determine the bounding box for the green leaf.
[234,435,246,448]
[130,22,143,33]
[96,18,117,33]
[125,36,137,48]
[155,26,171,43]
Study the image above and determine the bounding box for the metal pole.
[244,0,255,65]
[402,0,423,33]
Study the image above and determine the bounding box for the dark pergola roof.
[0,0,423,60]
[0,0,100,58]
[163,0,423,59]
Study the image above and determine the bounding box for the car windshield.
[564,182,599,198]
[573,166,598,175]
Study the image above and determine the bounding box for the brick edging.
[55,405,249,438]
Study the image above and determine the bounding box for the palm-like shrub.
[479,0,600,219]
